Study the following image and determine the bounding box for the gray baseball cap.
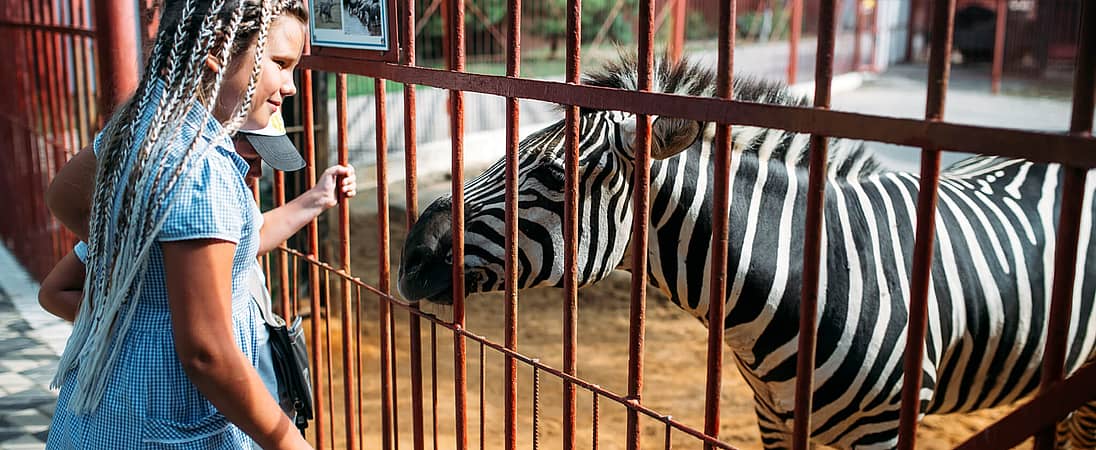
[238,110,306,172]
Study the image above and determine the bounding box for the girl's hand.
[311,165,356,209]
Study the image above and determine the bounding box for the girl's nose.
[281,77,297,98]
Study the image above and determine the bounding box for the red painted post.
[788,0,802,83]
[991,0,1007,93]
[92,0,138,118]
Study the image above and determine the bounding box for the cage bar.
[562,0,582,448]
[897,0,956,447]
[704,0,735,448]
[1033,3,1096,448]
[793,0,840,446]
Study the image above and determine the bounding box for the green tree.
[526,0,637,59]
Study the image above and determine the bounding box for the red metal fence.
[2,0,1096,450]
[0,0,125,279]
[293,0,1096,449]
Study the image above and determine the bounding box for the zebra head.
[398,57,713,304]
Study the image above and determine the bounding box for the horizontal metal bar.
[955,360,1096,450]
[301,55,1096,168]
[0,20,96,37]
[275,247,739,450]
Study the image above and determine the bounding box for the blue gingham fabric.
[47,82,270,449]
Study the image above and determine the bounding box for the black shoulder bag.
[249,264,314,434]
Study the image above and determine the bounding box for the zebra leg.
[1060,401,1096,449]
[753,397,797,450]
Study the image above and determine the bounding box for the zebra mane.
[582,54,881,178]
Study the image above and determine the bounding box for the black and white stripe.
[398,56,1096,449]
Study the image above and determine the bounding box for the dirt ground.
[295,201,1028,450]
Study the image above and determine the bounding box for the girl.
[41,0,352,447]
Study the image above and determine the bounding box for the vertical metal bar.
[503,0,521,447]
[668,0,686,62]
[300,19,328,446]
[400,1,425,449]
[991,0,1007,94]
[905,0,920,62]
[794,0,838,447]
[431,322,440,450]
[324,270,338,446]
[532,363,541,450]
[869,0,879,70]
[788,0,802,83]
[664,420,672,450]
[896,0,955,448]
[448,0,469,447]
[336,73,360,450]
[1033,2,1095,449]
[274,170,292,318]
[627,0,653,449]
[92,0,137,117]
[563,0,581,447]
[375,76,395,450]
[479,342,485,450]
[853,0,864,69]
[592,392,600,450]
[704,0,734,448]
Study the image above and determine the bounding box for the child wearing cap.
[37,0,353,447]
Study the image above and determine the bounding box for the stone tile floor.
[0,246,69,450]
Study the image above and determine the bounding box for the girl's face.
[212,15,306,130]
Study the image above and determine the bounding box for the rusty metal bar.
[667,0,686,63]
[301,56,1096,168]
[896,0,955,447]
[0,20,95,37]
[92,0,137,117]
[562,0,582,448]
[448,0,469,447]
[991,0,1006,93]
[298,19,328,445]
[592,392,600,450]
[335,72,360,450]
[1033,3,1096,448]
[479,342,485,450]
[431,322,439,450]
[869,0,879,70]
[627,0,654,448]
[958,361,1096,450]
[788,0,802,83]
[323,269,337,445]
[504,0,521,447]
[905,0,920,61]
[375,76,395,450]
[704,0,734,447]
[399,1,426,449]
[793,0,839,447]
[532,364,541,450]
[274,170,292,318]
[664,420,672,450]
[853,0,864,69]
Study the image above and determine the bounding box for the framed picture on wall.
[308,0,399,62]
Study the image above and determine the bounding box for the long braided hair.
[52,0,308,413]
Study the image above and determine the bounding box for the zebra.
[397,56,1096,449]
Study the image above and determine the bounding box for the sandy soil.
[289,202,1028,450]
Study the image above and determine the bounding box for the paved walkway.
[0,245,67,450]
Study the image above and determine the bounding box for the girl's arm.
[46,146,97,240]
[257,164,355,256]
[162,239,311,450]
[38,249,87,322]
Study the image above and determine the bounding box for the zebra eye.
[444,253,453,264]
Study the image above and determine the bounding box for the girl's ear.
[205,54,221,73]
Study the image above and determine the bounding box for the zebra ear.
[651,116,700,160]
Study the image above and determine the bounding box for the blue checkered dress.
[47,90,269,449]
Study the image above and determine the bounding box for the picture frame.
[308,0,400,62]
